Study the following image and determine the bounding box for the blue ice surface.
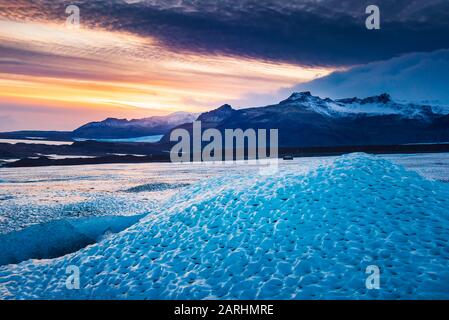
[0,215,144,266]
[0,153,448,299]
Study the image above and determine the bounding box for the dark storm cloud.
[1,0,449,66]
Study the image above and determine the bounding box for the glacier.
[1,153,449,299]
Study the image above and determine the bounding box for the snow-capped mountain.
[162,92,449,147]
[2,92,448,147]
[197,104,236,124]
[73,111,198,139]
[279,92,444,120]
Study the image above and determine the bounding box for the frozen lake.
[0,138,72,145]
[74,135,163,143]
[0,152,448,235]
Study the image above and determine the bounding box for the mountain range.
[0,112,198,141]
[160,92,449,147]
[72,111,198,139]
[1,92,449,148]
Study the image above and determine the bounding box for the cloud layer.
[0,15,332,130]
[289,49,449,106]
[1,0,449,66]
[1,1,449,130]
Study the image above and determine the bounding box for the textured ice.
[124,182,190,193]
[0,215,144,266]
[0,163,200,234]
[0,196,159,235]
[383,153,449,183]
[1,153,449,299]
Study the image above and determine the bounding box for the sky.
[291,49,449,106]
[1,0,449,131]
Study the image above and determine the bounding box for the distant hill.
[0,112,198,141]
[72,112,198,139]
[0,131,72,141]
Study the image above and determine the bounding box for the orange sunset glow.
[0,17,336,131]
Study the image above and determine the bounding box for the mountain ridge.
[160,92,449,147]
[1,92,449,148]
[72,111,198,139]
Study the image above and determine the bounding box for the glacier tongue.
[1,153,449,299]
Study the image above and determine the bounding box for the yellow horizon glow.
[0,18,339,130]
